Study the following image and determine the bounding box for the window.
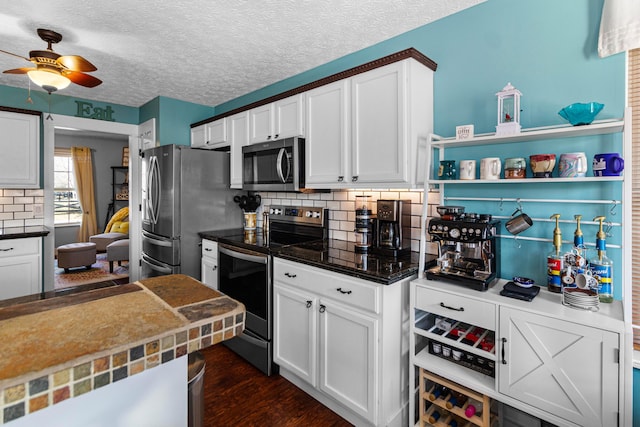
[630,48,640,348]
[54,148,82,225]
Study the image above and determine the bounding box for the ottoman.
[57,242,97,273]
[106,239,129,273]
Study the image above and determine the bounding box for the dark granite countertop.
[199,229,433,285]
[0,226,50,240]
[275,239,424,285]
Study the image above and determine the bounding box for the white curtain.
[598,0,640,57]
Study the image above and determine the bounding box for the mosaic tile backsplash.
[0,189,44,228]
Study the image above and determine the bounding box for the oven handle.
[237,329,268,349]
[219,246,268,264]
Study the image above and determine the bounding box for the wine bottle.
[446,391,468,409]
[429,385,448,401]
[428,410,441,424]
[464,398,483,418]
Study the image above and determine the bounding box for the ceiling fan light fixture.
[27,68,70,92]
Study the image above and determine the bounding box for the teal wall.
[157,96,214,146]
[0,86,139,123]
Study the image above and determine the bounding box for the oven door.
[218,244,271,340]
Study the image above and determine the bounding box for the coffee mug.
[504,157,526,179]
[459,160,476,180]
[480,157,501,180]
[529,154,556,178]
[576,271,598,289]
[505,209,533,234]
[559,152,587,178]
[438,160,457,180]
[593,153,624,176]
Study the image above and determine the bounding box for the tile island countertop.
[0,274,245,425]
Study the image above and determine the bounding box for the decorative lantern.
[495,82,522,135]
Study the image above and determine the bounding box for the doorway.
[43,115,143,292]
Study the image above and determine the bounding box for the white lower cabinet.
[274,257,412,427]
[0,237,41,300]
[200,239,218,290]
[410,278,624,427]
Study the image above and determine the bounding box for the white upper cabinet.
[305,80,350,186]
[191,118,228,149]
[0,109,40,188]
[229,111,249,189]
[305,58,433,189]
[249,94,305,144]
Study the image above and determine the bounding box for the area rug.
[55,253,129,289]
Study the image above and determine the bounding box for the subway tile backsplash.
[0,189,45,228]
[255,189,439,254]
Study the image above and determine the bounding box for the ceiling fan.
[0,28,102,94]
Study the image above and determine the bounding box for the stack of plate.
[562,287,599,311]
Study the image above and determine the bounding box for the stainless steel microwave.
[242,137,306,192]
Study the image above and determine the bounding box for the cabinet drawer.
[0,237,40,259]
[415,285,495,330]
[274,259,380,314]
[201,239,217,259]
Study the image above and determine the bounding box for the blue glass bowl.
[558,102,604,126]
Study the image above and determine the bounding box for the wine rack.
[419,370,496,427]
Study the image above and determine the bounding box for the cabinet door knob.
[352,176,358,182]
[212,266,217,271]
[337,176,344,182]
[0,247,14,252]
[204,248,213,252]
[336,287,352,295]
[306,300,312,308]
[319,304,326,313]
[439,302,464,312]
[284,272,297,278]
[267,135,272,140]
[274,134,279,139]
[501,337,507,365]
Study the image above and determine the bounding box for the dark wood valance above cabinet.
[191,47,437,128]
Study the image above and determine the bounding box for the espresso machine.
[426,209,500,291]
[372,199,411,257]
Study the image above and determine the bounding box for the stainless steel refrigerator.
[141,144,242,279]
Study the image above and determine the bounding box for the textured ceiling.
[0,1,482,108]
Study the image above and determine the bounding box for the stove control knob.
[449,228,461,239]
[312,211,321,218]
[271,208,282,215]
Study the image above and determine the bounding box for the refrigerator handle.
[142,253,174,274]
[142,230,174,247]
[149,155,161,224]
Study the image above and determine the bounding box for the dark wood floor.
[201,344,354,426]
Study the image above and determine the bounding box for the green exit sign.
[74,101,116,121]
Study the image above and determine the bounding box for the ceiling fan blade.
[57,55,97,72]
[3,67,35,75]
[0,48,32,63]
[64,70,102,88]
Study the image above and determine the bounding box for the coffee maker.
[426,211,500,291]
[372,199,411,257]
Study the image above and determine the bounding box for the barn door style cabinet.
[410,110,632,427]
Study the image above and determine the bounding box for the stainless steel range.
[217,205,328,375]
